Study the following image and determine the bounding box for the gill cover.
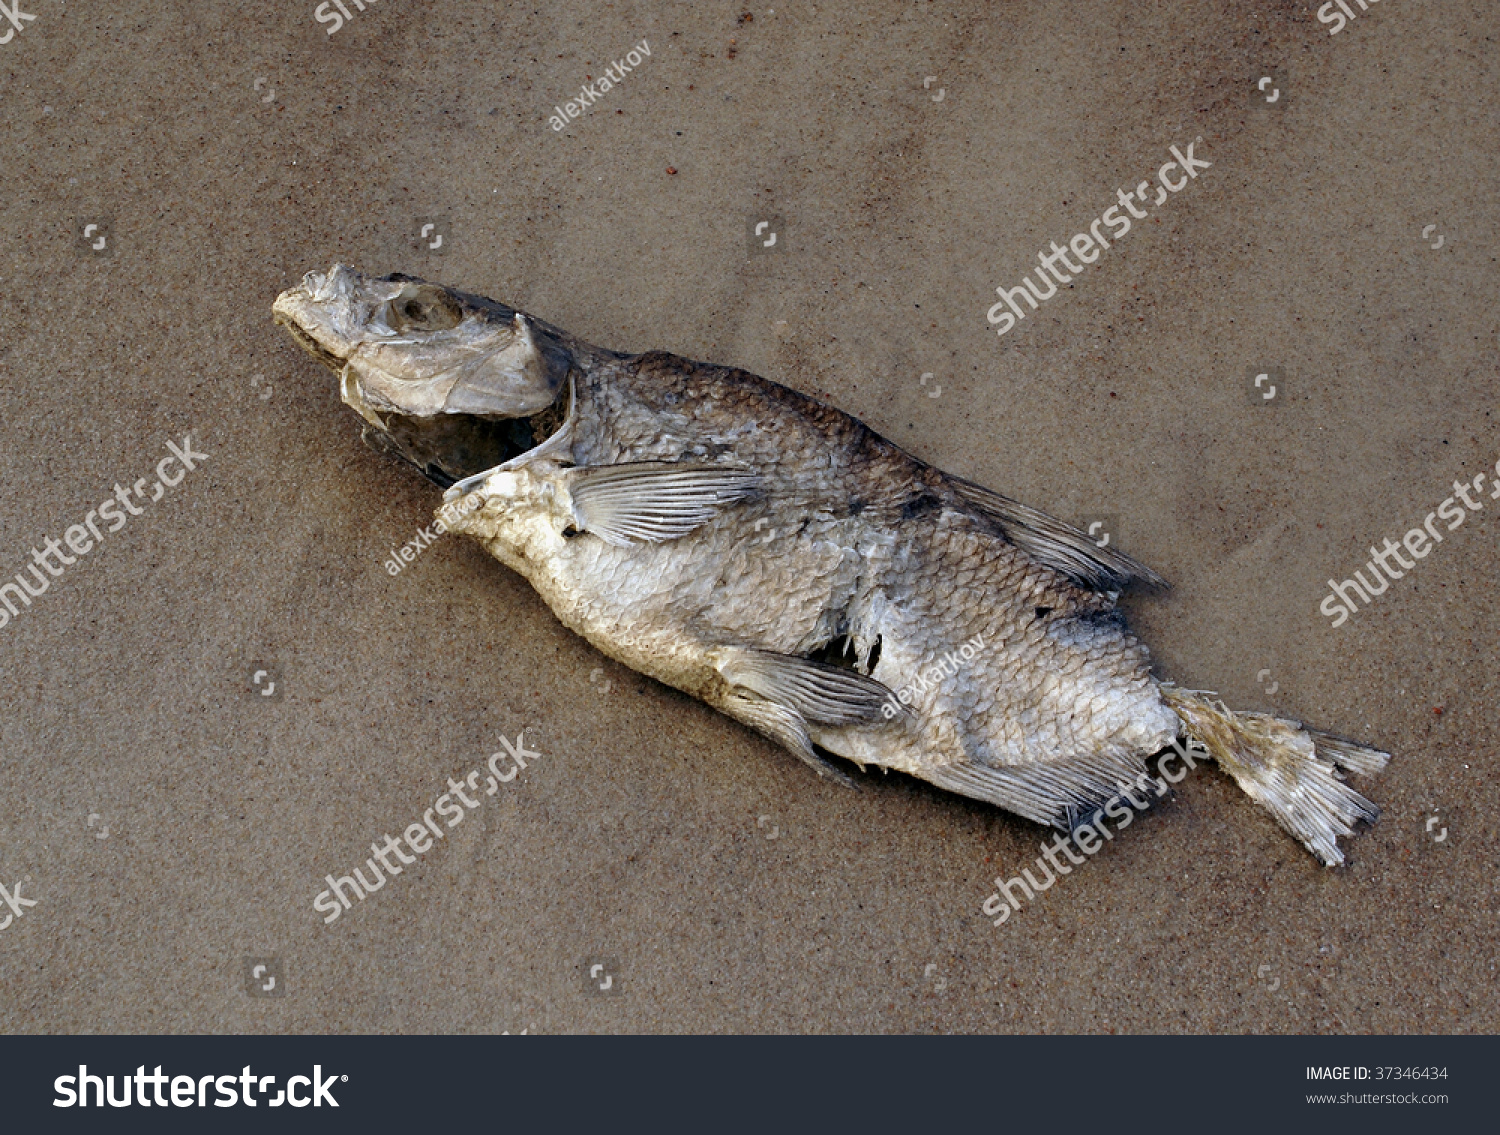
[353,274,574,420]
[443,311,561,416]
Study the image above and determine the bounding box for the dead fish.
[273,264,1391,866]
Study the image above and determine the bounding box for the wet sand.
[0,0,1494,1033]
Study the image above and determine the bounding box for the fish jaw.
[272,264,399,372]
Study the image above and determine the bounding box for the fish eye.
[387,285,463,332]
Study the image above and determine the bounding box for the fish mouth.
[273,310,350,373]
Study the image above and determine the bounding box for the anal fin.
[925,749,1155,829]
[730,696,857,787]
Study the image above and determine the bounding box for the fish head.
[272,263,573,422]
[273,264,578,486]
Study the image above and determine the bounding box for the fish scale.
[576,353,1174,771]
[273,264,1392,867]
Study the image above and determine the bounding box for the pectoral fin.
[566,462,762,545]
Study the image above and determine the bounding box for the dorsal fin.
[946,474,1167,592]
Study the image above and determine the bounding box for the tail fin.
[1160,686,1390,867]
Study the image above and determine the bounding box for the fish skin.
[273,265,1391,866]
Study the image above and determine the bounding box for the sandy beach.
[0,0,1494,1033]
